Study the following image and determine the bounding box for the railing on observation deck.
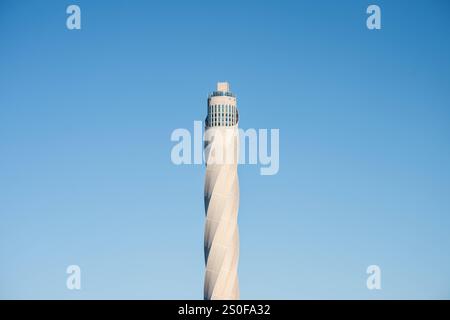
[208,91,236,98]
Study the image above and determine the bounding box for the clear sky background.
[1,0,450,299]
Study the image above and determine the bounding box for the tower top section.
[209,81,235,98]
[217,82,230,92]
[206,82,238,127]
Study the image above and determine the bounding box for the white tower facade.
[203,82,240,300]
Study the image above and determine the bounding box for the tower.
[203,82,240,300]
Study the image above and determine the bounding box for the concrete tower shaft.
[203,82,240,300]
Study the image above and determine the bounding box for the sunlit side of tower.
[203,82,240,300]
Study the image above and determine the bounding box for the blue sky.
[1,0,450,299]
